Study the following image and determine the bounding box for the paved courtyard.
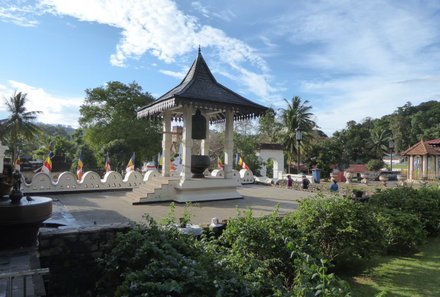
[45,184,315,227]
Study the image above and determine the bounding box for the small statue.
[9,170,23,204]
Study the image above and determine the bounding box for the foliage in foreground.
[98,212,351,297]
[293,195,383,268]
[374,208,427,254]
[97,186,440,296]
[369,186,440,235]
[97,217,253,297]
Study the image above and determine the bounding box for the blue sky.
[1,0,440,136]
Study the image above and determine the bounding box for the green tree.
[0,91,41,162]
[280,96,316,172]
[79,81,162,167]
[258,107,282,143]
[369,127,391,159]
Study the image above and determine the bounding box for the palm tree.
[0,91,42,163]
[369,128,391,159]
[280,96,316,173]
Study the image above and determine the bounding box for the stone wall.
[38,223,132,297]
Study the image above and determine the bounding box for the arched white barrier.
[239,169,255,184]
[22,170,143,194]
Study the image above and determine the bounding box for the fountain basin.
[0,196,52,249]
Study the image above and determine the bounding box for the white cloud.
[309,75,440,135]
[269,0,440,134]
[0,1,40,27]
[38,0,276,99]
[0,81,83,127]
[159,69,186,80]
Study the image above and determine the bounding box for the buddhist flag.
[126,152,136,172]
[77,152,84,181]
[242,160,250,170]
[235,153,243,167]
[218,157,224,169]
[104,153,111,172]
[15,156,21,171]
[42,151,54,174]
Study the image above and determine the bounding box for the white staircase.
[125,176,178,204]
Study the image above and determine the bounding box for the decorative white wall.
[257,148,284,179]
[22,170,144,194]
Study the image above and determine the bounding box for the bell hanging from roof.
[192,109,207,140]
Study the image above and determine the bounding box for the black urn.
[191,155,210,178]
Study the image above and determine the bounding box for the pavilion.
[402,139,440,180]
[136,49,268,202]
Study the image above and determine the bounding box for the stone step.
[128,177,177,204]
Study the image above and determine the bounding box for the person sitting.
[286,175,293,189]
[301,175,310,189]
[330,179,339,192]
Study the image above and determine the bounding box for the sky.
[0,0,439,136]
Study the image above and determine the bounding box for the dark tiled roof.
[137,51,268,122]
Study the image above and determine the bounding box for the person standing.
[286,175,293,189]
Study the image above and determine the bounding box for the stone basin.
[0,196,52,249]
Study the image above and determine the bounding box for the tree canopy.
[79,81,162,171]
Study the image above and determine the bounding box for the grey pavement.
[44,184,315,227]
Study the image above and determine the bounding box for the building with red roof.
[402,139,440,180]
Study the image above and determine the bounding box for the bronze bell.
[192,109,207,139]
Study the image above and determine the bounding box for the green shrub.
[291,249,351,297]
[375,208,427,253]
[369,186,440,235]
[219,209,350,296]
[293,195,383,268]
[367,159,384,171]
[218,209,300,296]
[97,217,253,297]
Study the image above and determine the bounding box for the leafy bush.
[293,195,383,268]
[374,208,427,253]
[97,217,253,297]
[218,209,351,296]
[367,159,384,171]
[369,186,440,235]
[218,209,300,296]
[291,249,351,297]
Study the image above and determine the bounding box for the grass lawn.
[347,237,440,297]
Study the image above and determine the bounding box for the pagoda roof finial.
[198,45,201,54]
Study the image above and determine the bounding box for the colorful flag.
[41,151,54,174]
[218,157,224,169]
[104,153,111,172]
[77,152,84,180]
[235,153,243,167]
[126,152,136,172]
[242,161,250,170]
[15,156,21,171]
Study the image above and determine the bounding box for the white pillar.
[409,155,414,180]
[423,155,428,179]
[162,111,172,177]
[181,105,193,180]
[224,110,234,179]
[0,141,8,174]
[200,111,210,156]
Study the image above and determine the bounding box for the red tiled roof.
[346,164,369,173]
[402,139,440,156]
[427,139,440,145]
